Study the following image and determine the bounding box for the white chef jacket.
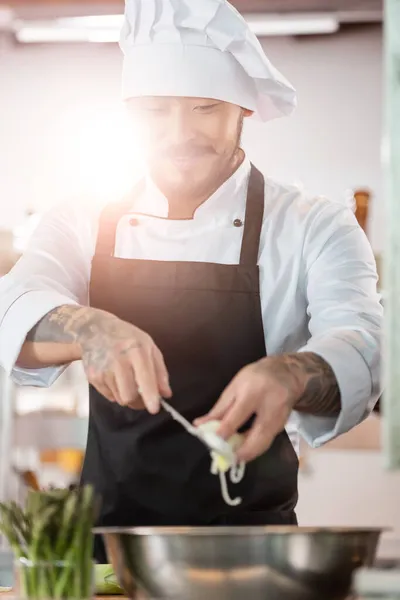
[0,157,382,448]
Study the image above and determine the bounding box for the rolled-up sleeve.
[0,203,93,387]
[294,204,383,447]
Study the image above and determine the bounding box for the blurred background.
[0,0,396,559]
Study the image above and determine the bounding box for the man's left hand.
[195,352,341,463]
[194,356,302,463]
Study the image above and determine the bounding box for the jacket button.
[129,218,139,227]
[233,219,243,228]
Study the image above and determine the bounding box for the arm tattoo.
[267,353,341,417]
[26,305,93,344]
[25,305,142,371]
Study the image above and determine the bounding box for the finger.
[216,393,257,440]
[114,361,140,407]
[93,380,117,403]
[152,345,172,398]
[104,371,122,405]
[194,383,236,426]
[85,365,116,403]
[236,418,275,463]
[130,347,160,414]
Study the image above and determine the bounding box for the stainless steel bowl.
[95,526,382,600]
[96,527,382,600]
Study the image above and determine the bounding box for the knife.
[160,399,236,465]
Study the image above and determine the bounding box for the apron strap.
[94,181,145,257]
[240,165,265,267]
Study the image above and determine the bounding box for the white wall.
[0,25,384,249]
[246,26,384,252]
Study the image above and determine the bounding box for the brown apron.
[81,164,299,562]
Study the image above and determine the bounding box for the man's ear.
[243,109,254,118]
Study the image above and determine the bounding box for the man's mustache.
[160,146,216,159]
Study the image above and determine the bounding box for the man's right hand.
[77,310,171,413]
[20,305,171,414]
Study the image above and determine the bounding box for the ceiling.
[3,0,383,19]
[0,0,382,43]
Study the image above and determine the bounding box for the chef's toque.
[119,0,297,122]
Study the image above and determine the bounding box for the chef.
[0,0,382,562]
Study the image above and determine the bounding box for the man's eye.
[194,104,220,113]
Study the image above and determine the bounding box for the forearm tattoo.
[267,352,341,417]
[26,305,93,344]
[26,305,142,371]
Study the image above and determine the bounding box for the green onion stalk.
[0,486,99,600]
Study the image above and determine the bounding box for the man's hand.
[77,310,171,414]
[24,305,172,414]
[195,353,341,463]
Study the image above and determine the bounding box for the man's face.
[127,96,252,197]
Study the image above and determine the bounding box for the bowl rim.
[93,525,387,536]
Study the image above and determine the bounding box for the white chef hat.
[119,0,297,122]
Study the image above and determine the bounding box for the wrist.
[69,307,104,348]
[258,355,306,409]
[278,352,341,417]
[73,307,122,352]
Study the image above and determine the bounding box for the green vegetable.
[0,486,99,600]
[95,565,124,596]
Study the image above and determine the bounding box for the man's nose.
[167,109,195,146]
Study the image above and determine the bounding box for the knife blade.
[160,399,235,464]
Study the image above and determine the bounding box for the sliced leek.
[197,421,246,507]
